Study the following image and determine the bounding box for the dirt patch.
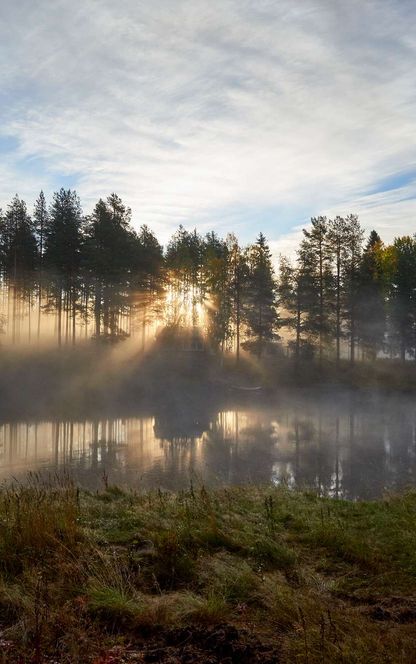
[336,592,416,623]
[92,624,280,663]
[368,599,416,624]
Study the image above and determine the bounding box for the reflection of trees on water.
[202,414,279,485]
[0,395,416,498]
[383,400,416,493]
[285,411,336,496]
[278,395,416,499]
[150,410,280,488]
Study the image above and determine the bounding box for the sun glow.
[163,276,209,332]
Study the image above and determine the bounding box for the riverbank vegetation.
[0,478,415,662]
[2,189,416,366]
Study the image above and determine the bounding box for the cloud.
[0,0,415,246]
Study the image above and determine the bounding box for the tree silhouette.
[243,233,278,357]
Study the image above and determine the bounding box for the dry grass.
[0,479,415,662]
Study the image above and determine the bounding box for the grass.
[0,479,415,662]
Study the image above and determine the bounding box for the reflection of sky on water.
[0,393,416,500]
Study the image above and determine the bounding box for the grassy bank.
[0,479,415,663]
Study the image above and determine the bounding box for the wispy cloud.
[0,0,415,248]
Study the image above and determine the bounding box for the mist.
[1,193,416,499]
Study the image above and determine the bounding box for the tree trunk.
[57,288,62,347]
[336,252,341,366]
[236,283,240,363]
[72,286,76,346]
[319,242,323,366]
[37,268,42,342]
[295,294,301,370]
[95,283,101,338]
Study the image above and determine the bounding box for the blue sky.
[0,0,416,256]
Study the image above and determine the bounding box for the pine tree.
[33,191,49,339]
[388,236,416,361]
[278,256,299,355]
[83,194,136,340]
[4,195,37,279]
[327,216,349,364]
[356,231,386,359]
[44,188,83,345]
[0,208,5,279]
[342,215,364,364]
[33,191,48,262]
[293,238,321,360]
[243,233,278,357]
[226,234,248,362]
[278,256,315,361]
[202,231,231,351]
[300,217,333,364]
[165,226,203,326]
[4,196,37,342]
[132,224,164,349]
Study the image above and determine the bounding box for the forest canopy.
[1,188,416,363]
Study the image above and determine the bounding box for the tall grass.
[0,472,80,575]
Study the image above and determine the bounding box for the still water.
[1,391,415,499]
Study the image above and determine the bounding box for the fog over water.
[1,390,415,500]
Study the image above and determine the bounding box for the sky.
[0,0,416,257]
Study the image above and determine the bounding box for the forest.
[1,188,416,364]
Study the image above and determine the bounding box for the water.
[1,390,415,499]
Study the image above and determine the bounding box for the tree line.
[0,189,415,362]
[279,216,416,364]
